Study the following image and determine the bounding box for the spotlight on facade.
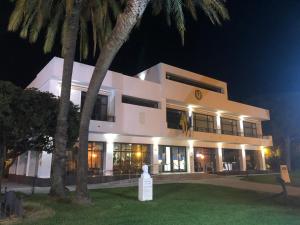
[104,133,118,142]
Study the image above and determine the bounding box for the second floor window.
[221,118,238,136]
[167,108,186,130]
[81,92,108,121]
[193,113,216,133]
[243,121,258,137]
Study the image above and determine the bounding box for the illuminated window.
[113,143,150,175]
[88,142,104,175]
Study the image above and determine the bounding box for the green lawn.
[241,172,300,186]
[14,184,300,225]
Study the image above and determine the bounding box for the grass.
[241,171,300,186]
[9,183,300,225]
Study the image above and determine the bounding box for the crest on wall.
[195,90,202,100]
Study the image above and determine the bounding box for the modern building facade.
[9,57,273,183]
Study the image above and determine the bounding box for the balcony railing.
[169,125,263,139]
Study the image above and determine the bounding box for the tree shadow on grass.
[97,188,138,201]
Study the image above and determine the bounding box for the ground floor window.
[194,148,216,173]
[113,143,150,175]
[66,142,104,176]
[159,146,187,172]
[88,142,104,175]
[246,150,259,170]
[223,149,240,171]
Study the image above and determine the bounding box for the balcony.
[182,126,264,139]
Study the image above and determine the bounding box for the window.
[222,149,240,171]
[88,142,104,175]
[221,118,238,135]
[166,73,224,93]
[193,113,216,133]
[66,142,104,176]
[122,95,159,109]
[167,108,186,129]
[243,121,258,138]
[113,143,150,175]
[81,92,109,121]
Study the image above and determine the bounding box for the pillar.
[103,134,117,176]
[216,143,223,172]
[239,117,244,136]
[187,140,194,173]
[37,152,52,178]
[25,151,31,176]
[104,142,114,176]
[152,138,160,174]
[239,145,246,171]
[216,113,221,134]
[258,147,266,171]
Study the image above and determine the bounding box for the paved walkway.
[3,176,300,197]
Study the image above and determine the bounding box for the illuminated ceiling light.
[187,140,194,148]
[138,71,146,80]
[104,133,118,142]
[217,142,223,148]
[187,105,195,117]
[152,137,160,145]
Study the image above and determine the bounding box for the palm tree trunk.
[50,0,82,198]
[76,0,150,203]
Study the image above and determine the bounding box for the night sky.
[1,0,300,105]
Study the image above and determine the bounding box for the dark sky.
[1,0,300,104]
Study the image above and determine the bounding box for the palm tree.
[77,0,229,203]
[8,0,120,198]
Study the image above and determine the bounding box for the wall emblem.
[195,90,202,100]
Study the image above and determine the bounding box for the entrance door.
[159,146,187,172]
[171,147,187,172]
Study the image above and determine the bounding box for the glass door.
[159,146,187,172]
[171,147,187,172]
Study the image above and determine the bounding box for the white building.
[9,57,273,184]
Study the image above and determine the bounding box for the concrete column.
[104,142,114,176]
[216,113,221,134]
[239,146,246,171]
[258,148,266,171]
[187,141,194,173]
[216,143,223,172]
[37,152,52,178]
[25,151,31,176]
[152,139,159,174]
[239,118,244,136]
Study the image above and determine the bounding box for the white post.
[216,113,221,134]
[37,152,52,178]
[25,151,31,176]
[103,134,118,176]
[258,147,266,171]
[104,142,114,176]
[216,143,223,172]
[239,117,244,136]
[239,145,246,171]
[152,138,160,174]
[187,140,194,173]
